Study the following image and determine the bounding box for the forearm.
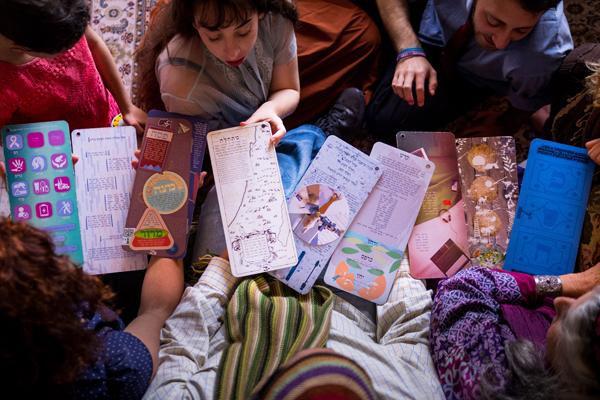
[376,0,420,51]
[512,265,600,300]
[138,257,185,319]
[85,26,134,113]
[125,257,184,375]
[560,267,600,297]
[264,88,300,119]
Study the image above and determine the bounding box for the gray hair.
[480,287,600,400]
[551,286,600,399]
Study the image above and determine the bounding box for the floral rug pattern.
[91,0,157,103]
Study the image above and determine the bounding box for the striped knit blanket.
[216,275,334,399]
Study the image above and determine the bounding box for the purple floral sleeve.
[430,267,523,400]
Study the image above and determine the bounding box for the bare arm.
[376,0,438,106]
[560,263,600,298]
[376,0,420,51]
[85,26,146,133]
[242,57,300,144]
[125,256,185,376]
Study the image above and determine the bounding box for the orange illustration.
[334,260,355,292]
[358,275,386,300]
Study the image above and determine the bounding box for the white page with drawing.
[207,122,297,277]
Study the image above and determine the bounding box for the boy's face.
[193,11,260,67]
[472,0,542,50]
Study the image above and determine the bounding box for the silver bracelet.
[534,275,563,298]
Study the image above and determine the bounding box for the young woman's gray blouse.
[156,13,297,128]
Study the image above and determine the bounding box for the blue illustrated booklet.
[504,139,595,275]
[2,121,84,265]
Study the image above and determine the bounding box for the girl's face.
[193,11,259,67]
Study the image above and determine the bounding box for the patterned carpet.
[90,0,157,103]
[564,0,600,46]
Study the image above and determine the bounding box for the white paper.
[325,142,434,304]
[207,122,297,277]
[271,136,382,294]
[0,151,10,216]
[72,127,147,274]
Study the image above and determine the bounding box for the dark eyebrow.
[235,18,252,28]
[487,13,505,26]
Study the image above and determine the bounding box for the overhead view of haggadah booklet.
[207,122,298,277]
[271,135,382,294]
[72,127,148,275]
[123,111,207,259]
[324,142,435,304]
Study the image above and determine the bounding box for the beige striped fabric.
[216,275,334,400]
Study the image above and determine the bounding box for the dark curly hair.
[135,0,298,111]
[0,0,90,54]
[0,218,114,396]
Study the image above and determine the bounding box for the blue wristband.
[396,47,426,63]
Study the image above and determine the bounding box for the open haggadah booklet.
[207,122,298,277]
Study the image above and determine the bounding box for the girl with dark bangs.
[136,0,367,261]
[136,0,301,144]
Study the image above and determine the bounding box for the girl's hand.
[122,105,147,135]
[586,139,600,165]
[241,104,286,145]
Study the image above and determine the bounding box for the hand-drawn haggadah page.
[456,137,519,269]
[325,142,435,304]
[397,131,470,279]
[72,127,148,275]
[207,122,297,277]
[504,139,595,276]
[272,135,382,294]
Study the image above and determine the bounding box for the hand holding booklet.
[207,122,298,277]
[123,110,207,258]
